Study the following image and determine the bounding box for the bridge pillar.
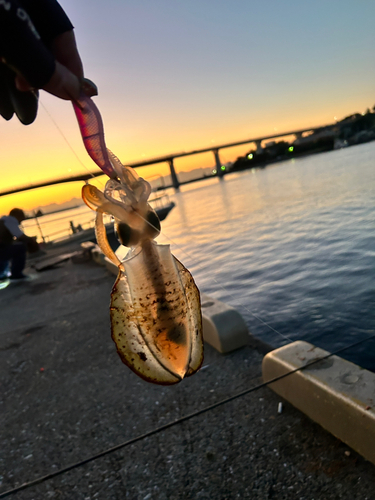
[213,149,225,177]
[255,140,263,154]
[294,132,303,140]
[167,159,180,189]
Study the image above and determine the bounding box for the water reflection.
[217,178,232,218]
[161,143,375,371]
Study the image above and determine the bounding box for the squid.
[73,93,204,385]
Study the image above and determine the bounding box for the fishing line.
[3,109,373,496]
[27,100,107,238]
[31,100,355,348]
[1,331,374,499]
[37,104,293,348]
[39,99,303,346]
[35,103,354,347]
[39,100,104,186]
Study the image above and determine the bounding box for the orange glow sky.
[1,0,374,215]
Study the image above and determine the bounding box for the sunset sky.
[0,0,374,215]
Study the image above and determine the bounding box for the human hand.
[15,31,97,101]
[26,236,40,254]
[0,63,38,125]
[0,0,97,124]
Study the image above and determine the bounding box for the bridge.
[0,123,335,197]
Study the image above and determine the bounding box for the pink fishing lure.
[73,94,116,179]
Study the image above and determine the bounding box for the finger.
[8,86,38,125]
[81,78,98,97]
[42,61,80,100]
[0,64,14,120]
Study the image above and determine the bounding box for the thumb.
[42,61,81,100]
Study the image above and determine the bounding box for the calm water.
[25,142,375,370]
[159,142,375,371]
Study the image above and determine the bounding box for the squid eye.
[115,222,141,247]
[115,222,131,246]
[146,210,161,239]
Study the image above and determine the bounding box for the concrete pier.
[0,244,374,499]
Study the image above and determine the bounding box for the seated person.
[0,208,39,280]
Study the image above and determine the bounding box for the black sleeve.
[0,0,73,88]
[20,0,74,45]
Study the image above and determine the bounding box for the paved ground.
[1,245,374,500]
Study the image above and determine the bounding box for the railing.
[22,187,174,244]
[22,207,98,244]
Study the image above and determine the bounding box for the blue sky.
[66,0,375,150]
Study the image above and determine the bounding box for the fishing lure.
[73,94,204,385]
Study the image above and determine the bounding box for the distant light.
[288,146,294,152]
[221,165,226,171]
[212,169,217,175]
[334,116,337,121]
[247,153,254,159]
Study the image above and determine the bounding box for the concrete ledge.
[201,293,249,353]
[262,341,375,465]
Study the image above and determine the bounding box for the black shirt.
[0,0,74,88]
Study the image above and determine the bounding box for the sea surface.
[25,142,375,371]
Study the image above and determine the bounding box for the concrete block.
[262,341,375,465]
[201,293,249,353]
